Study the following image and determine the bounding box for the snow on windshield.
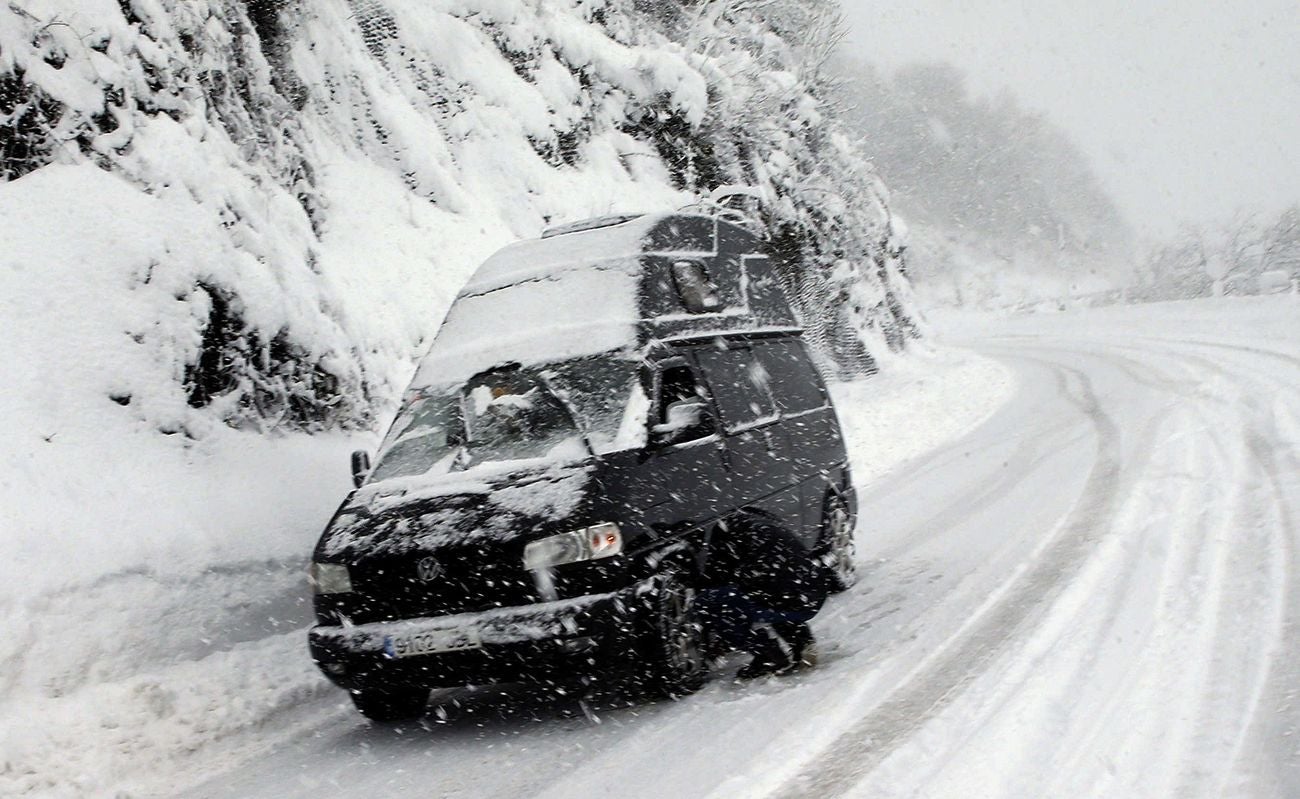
[371,357,638,483]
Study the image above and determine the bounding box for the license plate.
[384,628,481,658]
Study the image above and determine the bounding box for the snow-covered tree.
[832,58,1133,308]
[1136,205,1300,299]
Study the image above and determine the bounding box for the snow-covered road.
[6,300,1295,798]
[183,299,1298,799]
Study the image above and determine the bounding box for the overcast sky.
[839,0,1300,241]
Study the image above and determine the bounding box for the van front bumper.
[308,576,657,690]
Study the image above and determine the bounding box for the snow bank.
[831,346,1017,486]
[933,294,1300,346]
[0,163,368,596]
[0,162,362,798]
[0,566,341,798]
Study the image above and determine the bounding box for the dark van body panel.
[308,214,858,707]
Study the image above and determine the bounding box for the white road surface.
[195,299,1298,799]
[7,299,1297,798]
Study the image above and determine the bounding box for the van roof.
[410,213,797,390]
[540,213,645,239]
[460,214,661,296]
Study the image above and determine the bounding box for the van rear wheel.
[820,493,857,592]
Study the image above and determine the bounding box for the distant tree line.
[1137,206,1300,300]
[831,59,1133,306]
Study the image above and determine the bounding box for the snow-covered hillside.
[1,0,919,589]
[2,0,918,423]
[1,2,922,790]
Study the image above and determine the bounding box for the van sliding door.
[753,338,843,546]
[695,345,801,535]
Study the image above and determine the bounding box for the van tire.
[819,492,857,592]
[349,686,429,722]
[638,569,708,697]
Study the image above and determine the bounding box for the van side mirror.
[350,450,372,488]
[650,399,712,447]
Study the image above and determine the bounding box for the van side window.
[696,347,777,432]
[756,340,828,413]
[651,363,715,444]
[670,260,722,313]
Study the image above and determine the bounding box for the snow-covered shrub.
[1,0,367,431]
[1136,206,1300,301]
[0,67,63,179]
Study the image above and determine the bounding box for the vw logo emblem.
[415,556,442,582]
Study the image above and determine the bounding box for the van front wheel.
[638,570,708,697]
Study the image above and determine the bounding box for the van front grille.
[332,544,540,624]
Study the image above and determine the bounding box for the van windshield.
[369,356,636,482]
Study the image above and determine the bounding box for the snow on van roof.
[541,213,645,239]
[408,211,763,387]
[410,218,661,387]
[458,212,663,295]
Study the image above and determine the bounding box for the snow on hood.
[319,461,594,558]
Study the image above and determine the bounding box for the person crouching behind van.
[698,519,833,679]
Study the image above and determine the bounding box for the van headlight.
[523,523,623,571]
[309,562,353,594]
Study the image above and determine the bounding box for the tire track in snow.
[1151,342,1298,797]
[1100,373,1255,796]
[1236,425,1300,797]
[771,359,1140,798]
[1006,329,1300,797]
[1197,343,1300,797]
[1031,401,1222,797]
[1128,332,1298,797]
[831,331,1300,799]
